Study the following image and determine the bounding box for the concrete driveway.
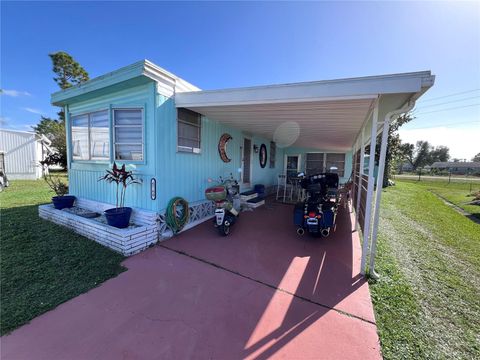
[1,201,381,359]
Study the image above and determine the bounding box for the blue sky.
[2,1,479,159]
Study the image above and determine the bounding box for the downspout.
[368,99,416,279]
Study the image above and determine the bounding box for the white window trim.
[70,109,110,162]
[112,108,145,163]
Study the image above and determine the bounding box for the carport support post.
[360,104,378,275]
[355,126,366,231]
[368,118,390,279]
[369,101,415,278]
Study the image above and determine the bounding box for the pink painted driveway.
[1,201,381,360]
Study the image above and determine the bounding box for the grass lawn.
[370,180,480,359]
[397,177,480,219]
[0,179,126,336]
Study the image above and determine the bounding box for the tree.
[400,140,450,171]
[34,52,89,169]
[430,145,450,163]
[32,117,67,168]
[49,51,89,90]
[412,141,432,169]
[49,52,89,122]
[382,113,413,186]
[472,153,480,162]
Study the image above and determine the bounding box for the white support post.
[351,141,357,214]
[355,126,366,230]
[360,103,378,275]
[369,101,415,279]
[368,119,390,279]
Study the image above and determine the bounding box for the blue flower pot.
[104,207,132,228]
[52,195,76,210]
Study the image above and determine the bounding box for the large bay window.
[177,108,201,153]
[113,109,144,161]
[71,110,109,160]
[306,152,346,177]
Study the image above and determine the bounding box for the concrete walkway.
[1,202,381,360]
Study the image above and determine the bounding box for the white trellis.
[159,200,215,238]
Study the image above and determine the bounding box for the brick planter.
[39,200,159,256]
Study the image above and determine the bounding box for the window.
[269,141,276,168]
[306,153,346,177]
[114,109,144,161]
[177,108,201,153]
[71,110,109,161]
[326,153,345,176]
[306,153,325,175]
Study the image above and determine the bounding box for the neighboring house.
[398,162,414,173]
[47,60,434,270]
[431,161,480,175]
[0,129,52,180]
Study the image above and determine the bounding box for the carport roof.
[176,71,435,151]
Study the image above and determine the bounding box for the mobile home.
[43,60,434,274]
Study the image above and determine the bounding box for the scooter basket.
[205,186,227,201]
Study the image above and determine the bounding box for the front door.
[285,155,301,181]
[242,138,252,185]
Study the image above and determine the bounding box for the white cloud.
[23,107,43,115]
[1,89,31,97]
[399,125,480,160]
[0,116,10,126]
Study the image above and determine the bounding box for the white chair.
[276,174,293,202]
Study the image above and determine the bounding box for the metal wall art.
[259,144,267,168]
[218,133,232,162]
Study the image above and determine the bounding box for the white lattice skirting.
[158,200,215,238]
[38,197,216,256]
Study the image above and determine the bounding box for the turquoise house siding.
[65,81,285,213]
[63,75,354,214]
[67,81,158,211]
[154,96,284,210]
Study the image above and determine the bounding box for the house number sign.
[218,133,232,163]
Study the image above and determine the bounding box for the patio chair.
[276,174,293,202]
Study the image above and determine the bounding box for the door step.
[240,190,258,201]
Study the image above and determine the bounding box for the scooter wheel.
[218,224,231,236]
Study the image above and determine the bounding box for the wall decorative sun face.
[259,144,267,168]
[218,133,232,163]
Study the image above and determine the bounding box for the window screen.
[326,153,345,177]
[269,141,276,168]
[177,108,201,153]
[71,110,109,161]
[306,153,325,175]
[114,109,143,161]
[306,153,346,177]
[90,111,110,160]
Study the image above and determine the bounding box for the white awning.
[175,71,434,151]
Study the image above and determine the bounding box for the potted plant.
[99,163,140,228]
[40,154,75,209]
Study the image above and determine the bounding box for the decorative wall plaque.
[259,144,267,168]
[218,133,232,163]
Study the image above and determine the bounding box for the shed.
[0,129,52,180]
